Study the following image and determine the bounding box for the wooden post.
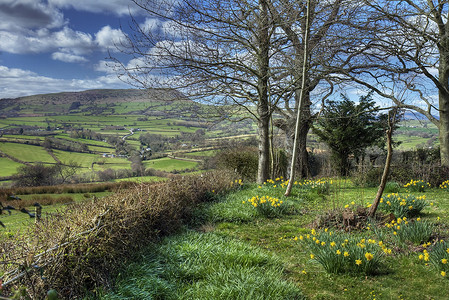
[35,206,42,224]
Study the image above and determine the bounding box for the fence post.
[35,206,42,223]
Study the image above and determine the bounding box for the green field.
[185,150,217,157]
[144,157,198,172]
[52,150,99,168]
[0,157,24,177]
[0,142,56,164]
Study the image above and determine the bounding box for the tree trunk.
[439,51,449,166]
[369,109,396,217]
[256,0,271,184]
[257,115,271,184]
[297,93,312,178]
[439,107,449,166]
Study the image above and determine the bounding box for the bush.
[215,147,258,181]
[352,167,382,187]
[384,181,401,193]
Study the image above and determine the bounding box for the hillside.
[0,88,189,117]
[0,88,256,185]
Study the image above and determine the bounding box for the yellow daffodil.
[365,252,374,261]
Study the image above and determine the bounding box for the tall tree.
[313,93,386,176]
[112,0,283,183]
[269,0,364,178]
[341,0,449,166]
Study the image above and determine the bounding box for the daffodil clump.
[404,179,430,192]
[297,178,332,195]
[244,195,286,217]
[261,177,289,189]
[439,180,449,192]
[378,193,428,218]
[230,179,244,188]
[298,228,388,275]
[385,217,433,245]
[418,239,449,279]
[259,177,332,195]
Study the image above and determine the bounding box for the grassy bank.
[100,178,449,299]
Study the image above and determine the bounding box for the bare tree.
[340,1,449,166]
[269,0,364,178]
[112,0,288,183]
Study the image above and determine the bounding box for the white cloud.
[95,26,127,51]
[51,51,88,63]
[0,24,128,57]
[0,26,95,54]
[0,65,130,98]
[141,18,162,32]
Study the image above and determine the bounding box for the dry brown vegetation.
[0,171,235,299]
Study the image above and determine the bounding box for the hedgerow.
[0,171,236,299]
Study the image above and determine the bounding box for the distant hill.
[0,88,189,117]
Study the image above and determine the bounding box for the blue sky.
[0,0,151,98]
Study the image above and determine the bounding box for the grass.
[185,150,218,157]
[144,157,198,172]
[0,157,23,176]
[98,231,304,300]
[98,179,449,300]
[0,142,56,163]
[53,150,99,168]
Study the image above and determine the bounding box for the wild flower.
[439,180,449,191]
[378,193,428,217]
[385,217,433,245]
[418,239,449,279]
[244,195,286,218]
[299,229,387,275]
[404,179,430,192]
[296,178,332,195]
[230,179,244,188]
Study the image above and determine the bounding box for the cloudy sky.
[0,0,151,99]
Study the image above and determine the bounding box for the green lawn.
[0,142,56,163]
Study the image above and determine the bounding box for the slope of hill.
[0,88,189,117]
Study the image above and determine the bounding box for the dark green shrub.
[352,167,383,187]
[384,181,401,193]
[215,147,258,181]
